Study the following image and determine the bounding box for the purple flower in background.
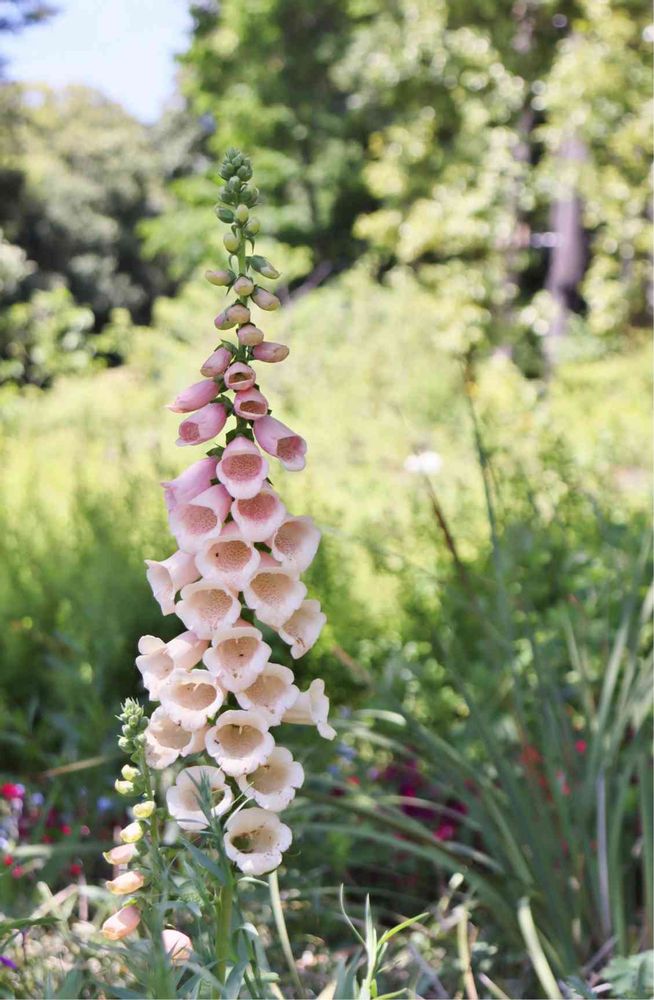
[0,956,17,970]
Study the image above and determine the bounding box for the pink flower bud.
[201,347,232,377]
[102,906,141,941]
[162,929,193,965]
[227,303,251,325]
[216,436,268,499]
[162,457,215,513]
[252,287,280,311]
[177,403,227,447]
[214,310,236,330]
[233,275,255,296]
[233,388,268,421]
[205,269,233,286]
[237,324,264,346]
[166,380,217,414]
[224,363,256,392]
[254,415,307,471]
[252,342,289,363]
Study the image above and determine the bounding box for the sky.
[1,0,192,122]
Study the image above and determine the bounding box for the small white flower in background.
[224,807,292,875]
[404,450,443,475]
[166,765,233,831]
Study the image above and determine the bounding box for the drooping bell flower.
[162,929,193,964]
[165,765,233,831]
[235,662,299,723]
[203,622,271,693]
[101,906,141,941]
[242,553,307,628]
[278,599,326,659]
[252,342,289,363]
[283,678,336,740]
[169,485,231,554]
[254,415,307,471]
[106,870,146,895]
[144,551,199,616]
[204,709,274,776]
[233,388,268,421]
[268,516,320,574]
[177,403,227,447]
[144,707,206,770]
[223,363,256,392]
[175,579,241,640]
[216,437,268,499]
[224,807,292,875]
[167,380,218,414]
[158,669,224,731]
[231,485,286,542]
[161,457,215,513]
[237,747,304,812]
[136,632,208,700]
[201,347,232,377]
[196,522,261,592]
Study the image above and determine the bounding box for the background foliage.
[0,1,651,997]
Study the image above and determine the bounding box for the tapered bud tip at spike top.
[252,342,289,363]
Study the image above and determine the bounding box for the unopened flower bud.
[119,822,143,844]
[115,780,134,796]
[205,269,234,287]
[133,800,156,820]
[237,323,264,346]
[103,843,138,866]
[235,204,249,223]
[247,217,261,235]
[121,765,139,781]
[117,736,131,752]
[252,287,280,311]
[216,208,235,224]
[226,303,251,325]
[233,275,254,296]
[106,870,146,895]
[201,346,232,377]
[214,310,236,331]
[252,257,280,280]
[252,342,289,363]
[223,233,240,253]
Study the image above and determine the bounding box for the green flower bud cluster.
[116,699,147,760]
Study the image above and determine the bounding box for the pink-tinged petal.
[102,906,141,941]
[237,324,264,346]
[167,380,218,414]
[231,485,286,542]
[169,484,231,554]
[216,437,268,499]
[251,287,280,311]
[201,347,232,377]
[252,342,289,363]
[243,553,307,629]
[224,363,256,392]
[145,551,199,616]
[278,599,326,659]
[196,521,261,591]
[162,929,193,965]
[254,415,307,471]
[203,623,271,693]
[177,403,227,447]
[136,631,209,699]
[268,516,320,573]
[233,388,268,421]
[161,457,215,513]
[283,678,335,739]
[175,579,241,640]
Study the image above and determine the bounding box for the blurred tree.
[0,0,54,35]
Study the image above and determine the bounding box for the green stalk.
[216,881,233,985]
[269,869,304,997]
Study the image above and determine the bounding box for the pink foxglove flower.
[268,516,320,573]
[136,632,208,700]
[175,579,241,639]
[145,707,206,770]
[216,437,268,499]
[102,906,141,941]
[224,808,292,876]
[169,485,231,554]
[145,551,199,616]
[162,929,193,965]
[237,747,304,812]
[196,522,260,592]
[158,669,225,731]
[283,678,336,740]
[231,485,286,542]
[252,342,289,363]
[235,663,299,722]
[167,380,218,414]
[162,457,215,513]
[203,622,272,693]
[177,403,227,447]
[242,553,307,628]
[237,323,264,346]
[278,599,326,659]
[201,347,232,377]
[103,843,138,866]
[223,362,256,392]
[106,870,146,895]
[233,387,268,420]
[205,709,274,777]
[254,415,307,471]
[165,765,233,831]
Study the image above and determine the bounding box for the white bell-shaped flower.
[243,553,307,628]
[145,550,199,615]
[158,669,224,731]
[231,485,286,542]
[195,521,260,591]
[145,706,206,770]
[237,747,304,812]
[224,807,292,875]
[283,678,336,740]
[165,765,233,831]
[278,599,326,659]
[203,622,271,692]
[235,662,299,722]
[268,516,321,574]
[205,709,274,776]
[136,632,208,700]
[176,580,240,640]
[169,484,231,554]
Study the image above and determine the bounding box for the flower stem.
[269,869,304,997]
[216,882,233,984]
